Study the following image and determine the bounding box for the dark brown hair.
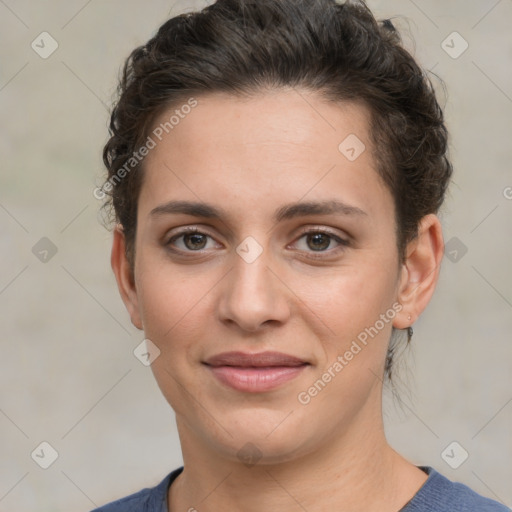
[101,0,452,382]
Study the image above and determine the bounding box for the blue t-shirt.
[91,466,509,511]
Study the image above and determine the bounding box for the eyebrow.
[149,199,367,222]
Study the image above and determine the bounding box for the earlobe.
[393,214,444,330]
[111,225,143,330]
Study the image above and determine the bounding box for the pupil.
[182,233,332,251]
[185,233,206,250]
[308,233,330,251]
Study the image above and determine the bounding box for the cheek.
[295,269,398,418]
[137,267,213,409]
[136,244,399,352]
[140,284,201,341]
[135,255,218,357]
[298,260,398,331]
[295,264,399,388]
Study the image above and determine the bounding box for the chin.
[221,434,311,468]
[202,412,316,466]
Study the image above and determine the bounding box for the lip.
[205,351,307,367]
[203,351,309,393]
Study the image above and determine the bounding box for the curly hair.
[101,0,453,382]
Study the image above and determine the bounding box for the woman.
[93,0,508,510]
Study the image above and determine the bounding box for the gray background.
[1,0,511,510]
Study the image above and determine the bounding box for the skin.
[111,89,444,511]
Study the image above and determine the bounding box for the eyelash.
[165,226,350,258]
[293,227,350,258]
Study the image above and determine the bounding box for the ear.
[111,225,143,330]
[393,214,444,329]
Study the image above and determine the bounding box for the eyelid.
[299,225,350,243]
[165,226,222,251]
[288,226,350,258]
[164,225,350,255]
[292,226,350,245]
[167,225,206,237]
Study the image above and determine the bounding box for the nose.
[217,247,291,333]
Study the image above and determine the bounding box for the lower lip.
[206,365,308,392]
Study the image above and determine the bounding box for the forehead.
[148,89,372,158]
[138,89,392,223]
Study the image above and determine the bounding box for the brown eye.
[306,232,332,251]
[166,229,219,252]
[294,230,347,253]
[183,233,208,250]
[291,228,349,258]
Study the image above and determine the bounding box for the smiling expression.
[116,88,411,463]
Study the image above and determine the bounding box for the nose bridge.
[233,250,272,299]
[218,240,289,331]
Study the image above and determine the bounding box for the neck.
[168,401,427,511]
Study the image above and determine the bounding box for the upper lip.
[204,351,308,368]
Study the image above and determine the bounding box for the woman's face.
[122,90,409,463]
